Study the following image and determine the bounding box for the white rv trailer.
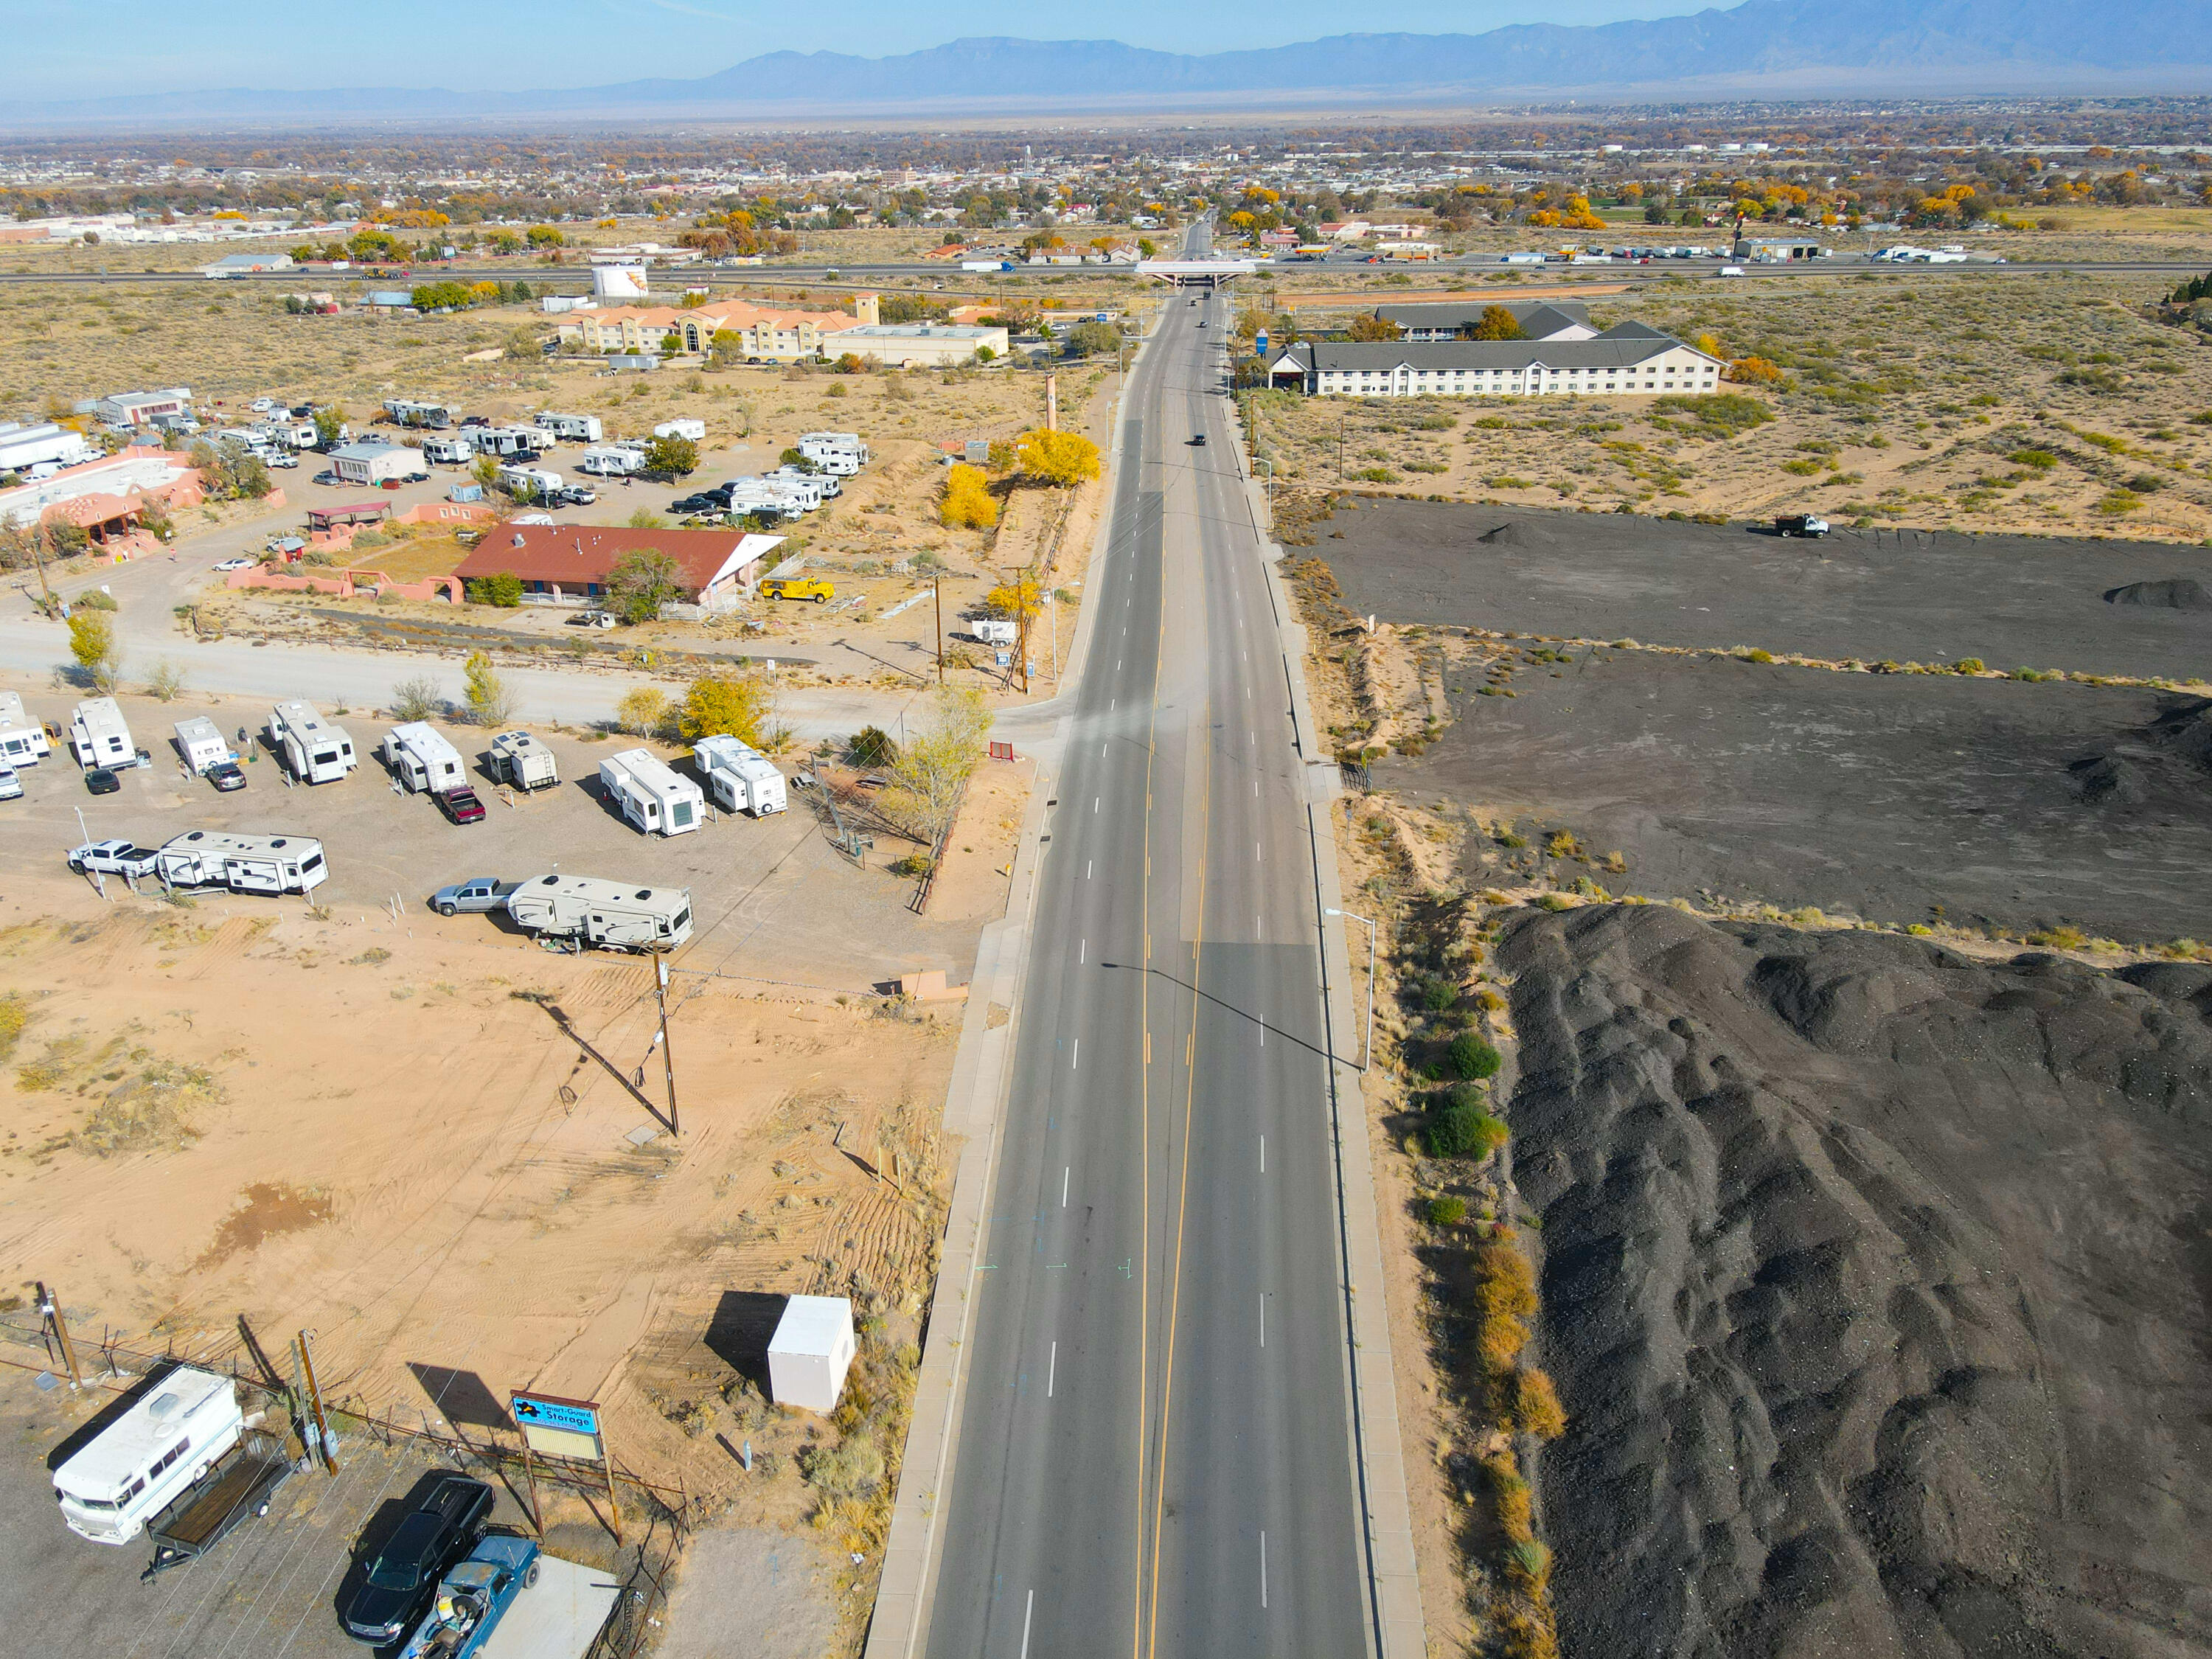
[777,465,838,498]
[382,723,466,794]
[504,874,692,952]
[52,1366,244,1545]
[577,446,644,477]
[0,689,52,766]
[420,434,475,466]
[156,830,329,894]
[535,412,603,443]
[269,700,357,784]
[799,431,869,464]
[652,418,707,442]
[172,716,230,774]
[487,730,559,791]
[693,734,787,816]
[69,697,135,769]
[496,463,564,500]
[598,748,703,837]
[475,425,549,459]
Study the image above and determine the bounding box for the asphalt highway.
[919,226,1370,1659]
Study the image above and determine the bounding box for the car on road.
[207,761,248,792]
[212,556,256,571]
[1189,433,1208,446]
[339,1475,493,1645]
[1718,265,1747,277]
[438,787,487,825]
[428,876,519,917]
[67,839,159,877]
[84,768,121,796]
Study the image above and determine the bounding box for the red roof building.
[452,524,785,608]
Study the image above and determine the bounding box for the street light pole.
[1324,907,1377,1071]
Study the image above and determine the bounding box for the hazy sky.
[7,0,1711,100]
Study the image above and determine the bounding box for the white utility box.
[766,1295,856,1413]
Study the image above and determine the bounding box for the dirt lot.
[1310,498,2212,683]
[1250,270,2212,542]
[0,669,1034,1653]
[1500,902,2212,1659]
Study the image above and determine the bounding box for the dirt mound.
[1477,521,1530,546]
[2104,577,2212,611]
[2067,696,2212,806]
[1499,903,2212,1659]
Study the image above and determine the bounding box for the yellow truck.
[759,577,835,603]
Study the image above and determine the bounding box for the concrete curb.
[1231,411,1430,1659]
[864,330,1150,1658]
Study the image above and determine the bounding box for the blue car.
[397,1533,540,1659]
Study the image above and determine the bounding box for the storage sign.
[510,1392,599,1437]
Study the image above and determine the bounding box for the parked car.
[0,765,18,801]
[439,787,487,825]
[668,493,720,514]
[547,484,596,507]
[566,611,619,629]
[66,839,158,877]
[428,876,519,917]
[1775,513,1831,538]
[212,557,255,572]
[394,1534,540,1659]
[339,1475,493,1645]
[268,453,299,469]
[208,761,248,792]
[313,470,340,486]
[84,768,121,796]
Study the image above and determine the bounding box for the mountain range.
[15,0,2212,126]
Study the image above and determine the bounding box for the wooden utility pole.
[296,1331,338,1473]
[602,1439,624,1546]
[36,1282,82,1390]
[521,1440,544,1537]
[653,956,679,1138]
[933,576,944,684]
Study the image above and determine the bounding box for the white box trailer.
[270,700,357,784]
[487,729,559,791]
[767,1295,856,1413]
[0,689,52,766]
[652,417,706,442]
[382,723,465,794]
[599,748,703,836]
[173,716,230,774]
[156,830,328,894]
[535,412,602,443]
[577,446,644,477]
[69,696,135,769]
[693,734,787,816]
[53,1366,244,1545]
[504,874,692,952]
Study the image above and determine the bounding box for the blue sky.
[7,0,1708,100]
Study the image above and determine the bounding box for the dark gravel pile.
[1500,903,2212,1659]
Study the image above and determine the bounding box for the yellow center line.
[1133,380,1164,1659]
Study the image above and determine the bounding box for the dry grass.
[1249,271,2212,541]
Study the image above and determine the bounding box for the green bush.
[849,726,897,766]
[1415,976,1459,1015]
[1953,657,1985,675]
[1446,1030,1502,1081]
[1425,1196,1468,1226]
[1425,1089,1509,1158]
[465,571,524,607]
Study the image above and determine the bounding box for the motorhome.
[652,417,706,443]
[0,689,52,766]
[578,446,644,477]
[693,735,787,816]
[172,716,231,775]
[69,697,135,769]
[535,411,603,443]
[420,434,475,466]
[382,723,466,794]
[599,748,703,836]
[496,464,564,501]
[799,431,869,465]
[156,830,329,894]
[52,1366,245,1545]
[269,700,357,784]
[504,874,692,952]
[381,399,454,430]
[487,729,559,791]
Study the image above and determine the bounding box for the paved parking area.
[0,1371,538,1659]
[0,681,978,991]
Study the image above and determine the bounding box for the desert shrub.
[389,675,442,721]
[80,1062,219,1156]
[1472,1242,1539,1320]
[1503,1538,1554,1593]
[1412,975,1459,1015]
[849,725,897,766]
[1425,1088,1509,1159]
[1424,1195,1467,1227]
[888,852,933,877]
[796,1431,884,1498]
[2095,490,2141,515]
[1486,1453,1534,1542]
[1739,648,1775,664]
[2008,448,2057,469]
[465,571,524,607]
[1352,467,1398,484]
[1953,658,1986,675]
[1446,1030,1502,1081]
[74,589,118,611]
[615,686,672,738]
[0,995,24,1060]
[1512,1368,1568,1439]
[1780,459,1823,476]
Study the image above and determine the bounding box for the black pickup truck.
[339,1474,493,1644]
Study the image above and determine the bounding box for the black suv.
[340,1474,493,1644]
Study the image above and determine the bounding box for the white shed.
[767,1295,856,1413]
[173,716,230,773]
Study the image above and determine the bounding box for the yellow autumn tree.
[1013,428,1101,487]
[940,462,997,529]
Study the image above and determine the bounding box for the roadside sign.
[995,650,1012,669]
[511,1391,602,1458]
